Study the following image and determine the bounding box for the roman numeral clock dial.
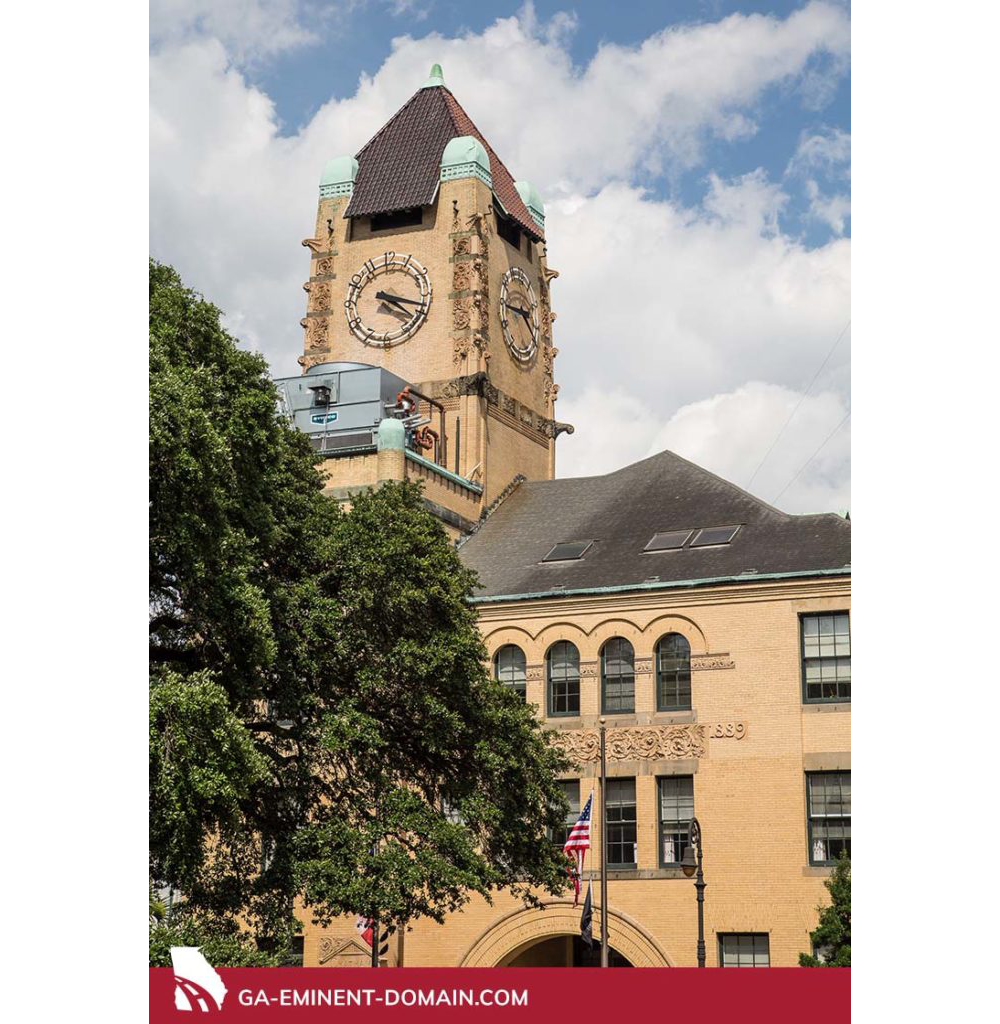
[344,253,432,346]
[499,267,539,362]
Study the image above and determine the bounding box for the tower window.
[494,201,521,250]
[370,208,423,231]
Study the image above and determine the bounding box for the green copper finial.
[422,63,446,89]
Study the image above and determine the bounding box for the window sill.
[802,865,835,877]
[802,702,851,714]
[584,867,688,880]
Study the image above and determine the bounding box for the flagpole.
[599,716,608,968]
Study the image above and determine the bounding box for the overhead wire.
[745,319,851,490]
[771,410,851,504]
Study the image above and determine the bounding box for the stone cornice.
[473,573,851,621]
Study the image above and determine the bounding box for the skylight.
[644,530,693,552]
[690,525,741,547]
[542,541,593,562]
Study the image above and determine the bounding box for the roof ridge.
[612,448,793,521]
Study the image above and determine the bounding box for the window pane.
[720,934,769,967]
[807,771,851,865]
[801,613,850,703]
[548,642,580,715]
[657,633,692,711]
[659,776,694,864]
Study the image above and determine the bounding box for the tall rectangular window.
[551,779,580,849]
[801,612,851,703]
[658,776,694,865]
[719,933,770,967]
[807,771,851,865]
[605,778,637,867]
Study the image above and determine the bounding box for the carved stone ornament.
[306,317,328,351]
[692,654,736,671]
[315,255,334,277]
[526,665,544,681]
[302,237,325,254]
[634,658,653,674]
[453,335,473,363]
[452,299,472,331]
[553,724,706,764]
[537,418,575,439]
[580,661,598,677]
[309,281,332,311]
[544,380,560,401]
[453,262,472,291]
[452,236,472,258]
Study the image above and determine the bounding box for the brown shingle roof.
[344,84,543,241]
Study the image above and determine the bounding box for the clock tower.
[275,65,572,537]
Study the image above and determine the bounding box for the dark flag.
[580,880,593,951]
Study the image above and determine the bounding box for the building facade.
[282,67,851,969]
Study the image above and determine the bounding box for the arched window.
[601,637,635,714]
[657,633,692,711]
[494,644,526,700]
[547,641,580,716]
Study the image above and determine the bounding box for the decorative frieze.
[554,724,706,764]
[692,654,736,671]
[434,372,572,440]
[314,255,335,277]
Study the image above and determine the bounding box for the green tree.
[799,855,850,966]
[149,260,570,964]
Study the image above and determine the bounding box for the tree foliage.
[149,260,570,963]
[799,856,850,967]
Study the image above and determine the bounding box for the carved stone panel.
[553,724,706,764]
[308,281,332,312]
[692,654,736,671]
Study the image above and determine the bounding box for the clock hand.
[509,305,532,322]
[377,301,410,323]
[375,290,422,308]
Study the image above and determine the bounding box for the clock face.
[344,253,432,347]
[499,267,539,362]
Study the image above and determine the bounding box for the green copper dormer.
[440,135,492,188]
[421,63,446,89]
[319,155,359,198]
[514,180,545,231]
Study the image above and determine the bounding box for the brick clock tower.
[274,65,572,538]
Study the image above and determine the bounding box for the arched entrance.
[459,900,671,968]
[502,934,633,967]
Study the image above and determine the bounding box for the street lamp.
[680,817,706,968]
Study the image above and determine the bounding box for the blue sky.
[252,1,849,244]
[150,1,850,511]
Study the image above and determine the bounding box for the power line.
[745,319,851,490]
[772,410,851,505]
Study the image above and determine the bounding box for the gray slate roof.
[458,450,850,600]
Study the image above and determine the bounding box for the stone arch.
[459,899,672,968]
[643,613,709,654]
[481,624,535,646]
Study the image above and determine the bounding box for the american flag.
[563,792,593,905]
[355,915,373,948]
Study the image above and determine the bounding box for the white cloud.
[149,0,321,61]
[786,127,851,235]
[557,381,850,513]
[149,2,850,512]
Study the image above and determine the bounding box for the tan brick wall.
[301,576,850,968]
[300,175,559,520]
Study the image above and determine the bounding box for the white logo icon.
[170,947,228,1012]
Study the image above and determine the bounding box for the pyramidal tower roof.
[343,65,543,240]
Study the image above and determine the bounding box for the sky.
[149,0,851,513]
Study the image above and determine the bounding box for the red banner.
[151,966,849,1022]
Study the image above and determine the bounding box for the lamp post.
[680,817,706,968]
